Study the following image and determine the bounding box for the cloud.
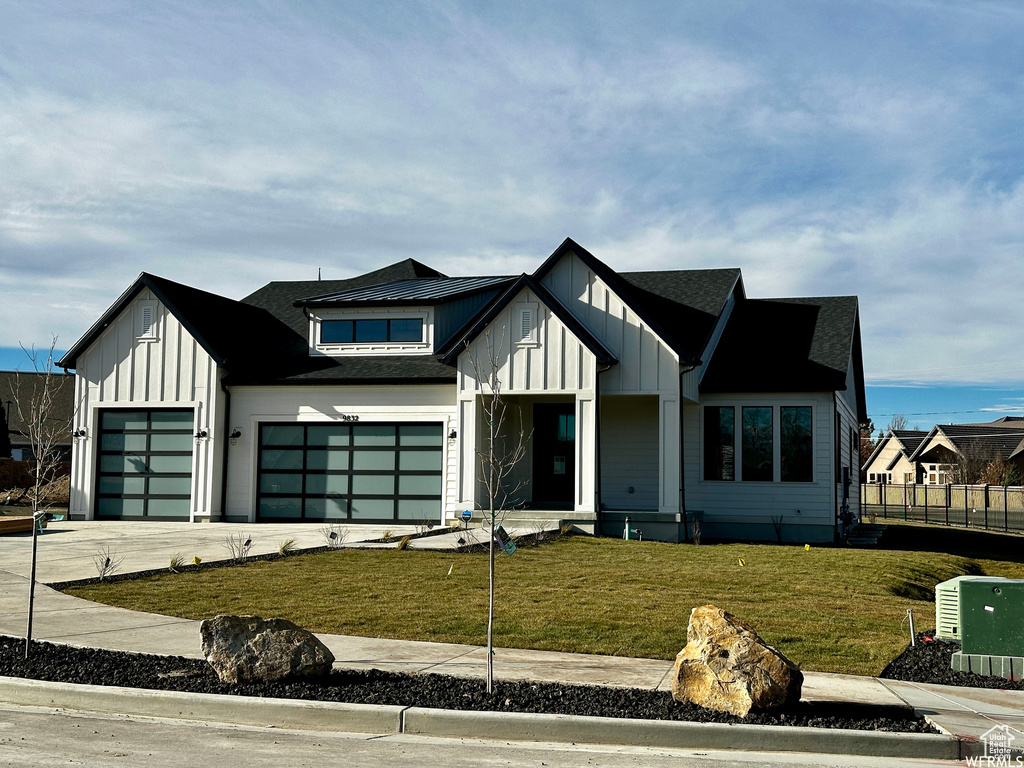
[1,1,1023,388]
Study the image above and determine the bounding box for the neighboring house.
[57,239,866,542]
[907,422,1024,484]
[861,429,928,484]
[0,371,75,463]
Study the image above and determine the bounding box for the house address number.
[339,414,360,422]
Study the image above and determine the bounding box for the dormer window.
[321,318,424,344]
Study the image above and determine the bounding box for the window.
[742,407,773,481]
[703,406,735,481]
[780,406,812,482]
[557,413,575,442]
[869,473,876,482]
[320,318,423,345]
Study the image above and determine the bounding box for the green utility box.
[960,579,1024,657]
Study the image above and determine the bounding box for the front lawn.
[65,529,1024,676]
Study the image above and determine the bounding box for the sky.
[1,1,1022,433]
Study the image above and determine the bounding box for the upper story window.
[321,318,424,345]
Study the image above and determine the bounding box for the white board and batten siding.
[539,252,684,514]
[68,289,225,521]
[455,286,598,513]
[226,384,456,523]
[684,391,839,542]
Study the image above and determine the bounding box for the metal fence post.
[1006,485,1009,532]
[945,484,949,526]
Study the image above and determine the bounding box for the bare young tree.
[468,327,531,694]
[946,439,994,485]
[13,337,72,658]
[886,414,908,432]
[10,338,71,514]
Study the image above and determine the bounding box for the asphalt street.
[0,704,957,768]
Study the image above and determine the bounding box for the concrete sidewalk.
[1,519,1022,758]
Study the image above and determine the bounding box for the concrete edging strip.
[0,676,960,759]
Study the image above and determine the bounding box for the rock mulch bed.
[0,636,934,732]
[881,630,1024,690]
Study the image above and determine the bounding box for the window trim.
[320,317,424,345]
[702,403,816,484]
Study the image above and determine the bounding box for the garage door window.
[257,422,443,522]
[96,409,194,519]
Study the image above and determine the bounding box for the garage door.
[257,422,443,523]
[96,409,194,519]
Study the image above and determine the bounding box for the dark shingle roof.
[0,370,75,444]
[438,274,617,366]
[932,425,1024,459]
[700,296,861,395]
[532,239,740,364]
[892,429,928,456]
[228,259,452,385]
[58,273,270,369]
[617,268,742,365]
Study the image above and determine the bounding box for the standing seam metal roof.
[298,276,514,305]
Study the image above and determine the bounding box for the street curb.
[0,676,960,759]
[403,706,961,759]
[0,676,403,734]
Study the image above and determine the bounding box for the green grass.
[65,526,1024,676]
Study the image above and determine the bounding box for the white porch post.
[457,394,477,511]
[659,394,681,515]
[575,395,596,513]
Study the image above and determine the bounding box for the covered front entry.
[256,422,444,523]
[531,402,575,507]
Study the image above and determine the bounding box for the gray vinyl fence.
[860,483,1024,533]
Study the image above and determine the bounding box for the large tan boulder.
[671,605,802,717]
[200,615,335,684]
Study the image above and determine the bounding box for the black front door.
[532,403,575,507]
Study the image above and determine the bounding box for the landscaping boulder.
[199,615,335,684]
[671,605,802,717]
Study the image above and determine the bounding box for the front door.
[532,403,575,507]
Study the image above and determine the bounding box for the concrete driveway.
[0,519,422,583]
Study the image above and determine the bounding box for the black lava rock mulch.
[880,630,1024,690]
[0,636,933,733]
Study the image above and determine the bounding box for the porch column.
[575,395,596,513]
[659,395,680,515]
[456,394,477,511]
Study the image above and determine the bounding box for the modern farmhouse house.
[58,239,866,542]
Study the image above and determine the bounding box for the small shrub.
[168,554,186,574]
[93,545,123,582]
[223,532,253,562]
[396,535,412,550]
[381,529,394,543]
[279,538,297,556]
[559,523,573,538]
[690,519,702,545]
[321,524,349,549]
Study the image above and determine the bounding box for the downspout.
[679,365,697,543]
[219,372,232,521]
[832,392,839,535]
